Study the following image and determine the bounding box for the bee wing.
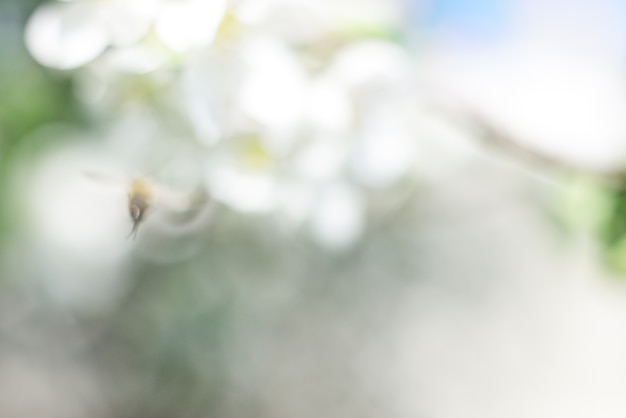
[151,182,211,213]
[151,184,194,212]
[82,170,128,194]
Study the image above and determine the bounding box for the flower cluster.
[25,0,464,250]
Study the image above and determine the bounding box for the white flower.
[25,0,159,70]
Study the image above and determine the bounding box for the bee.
[127,178,155,239]
[84,171,208,239]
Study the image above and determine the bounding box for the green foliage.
[0,50,78,238]
[552,177,610,234]
[598,184,626,275]
[555,175,626,277]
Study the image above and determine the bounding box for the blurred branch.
[419,83,626,190]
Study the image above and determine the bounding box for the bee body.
[127,179,155,239]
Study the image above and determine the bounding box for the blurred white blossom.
[310,182,365,249]
[25,2,109,70]
[155,0,227,52]
[239,38,308,134]
[24,0,428,250]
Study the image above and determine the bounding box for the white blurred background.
[1,0,626,417]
